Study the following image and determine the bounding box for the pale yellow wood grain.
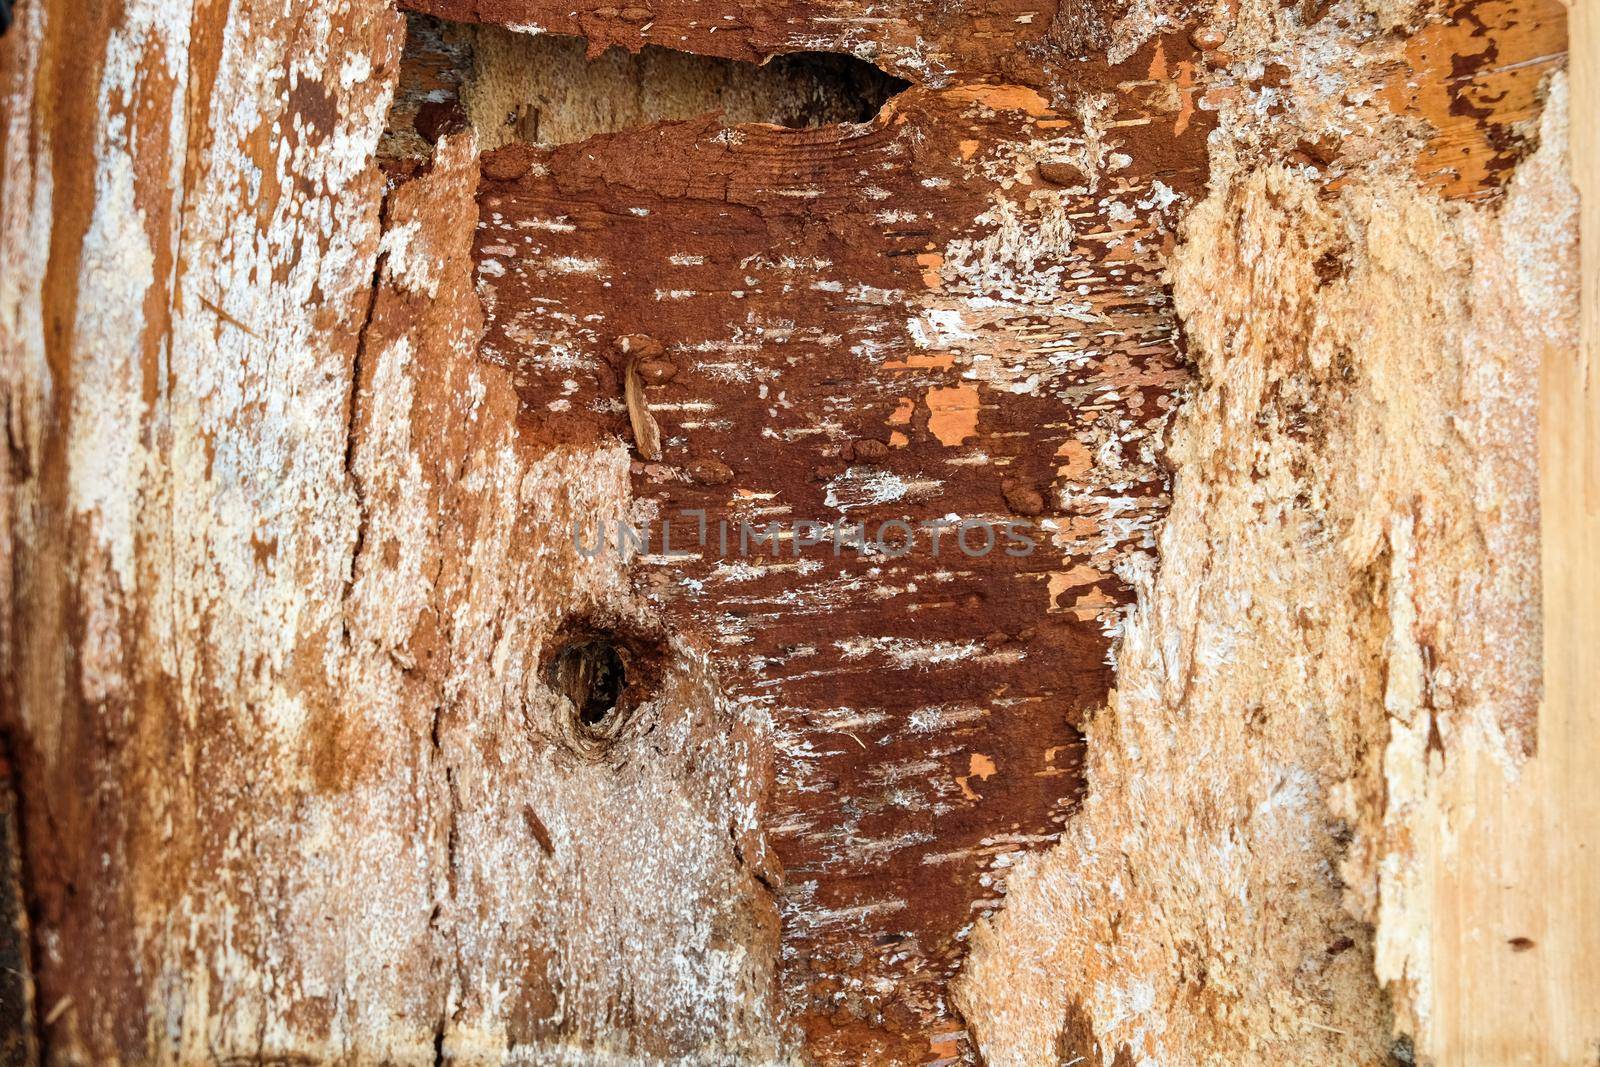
[1424,13,1598,1063]
[1538,3,1600,1059]
[1458,6,1600,1060]
[1549,1,1600,1058]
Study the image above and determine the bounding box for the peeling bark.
[0,0,1580,1061]
[957,78,1574,1067]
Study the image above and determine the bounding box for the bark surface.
[0,0,1576,1062]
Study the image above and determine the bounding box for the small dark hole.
[549,639,627,727]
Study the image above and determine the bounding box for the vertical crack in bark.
[430,697,462,1059]
[339,193,391,647]
[0,730,37,1064]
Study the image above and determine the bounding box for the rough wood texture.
[1517,0,1600,1061]
[458,52,1199,1067]
[0,0,1584,1062]
[959,76,1577,1066]
[1,5,782,1061]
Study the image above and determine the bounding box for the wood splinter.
[624,355,662,461]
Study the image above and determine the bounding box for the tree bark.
[0,0,1589,1063]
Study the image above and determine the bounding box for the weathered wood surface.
[0,0,1585,1063]
[418,20,1204,1060]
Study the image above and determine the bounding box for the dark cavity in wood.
[382,12,910,163]
[548,637,628,727]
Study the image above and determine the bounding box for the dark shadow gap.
[382,14,911,160]
[547,637,627,728]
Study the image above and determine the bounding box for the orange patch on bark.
[886,351,957,369]
[1055,438,1093,479]
[1173,61,1197,136]
[956,752,999,800]
[943,84,1052,117]
[1048,565,1108,606]
[926,385,980,445]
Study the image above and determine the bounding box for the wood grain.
[1410,13,1599,1061]
[1530,1,1600,1059]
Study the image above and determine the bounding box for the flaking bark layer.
[0,0,1574,1060]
